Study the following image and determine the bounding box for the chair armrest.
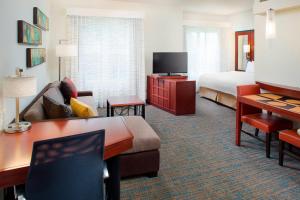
[78,91,93,97]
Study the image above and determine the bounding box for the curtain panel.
[184,26,221,88]
[66,16,145,107]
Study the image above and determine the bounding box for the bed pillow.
[246,61,255,73]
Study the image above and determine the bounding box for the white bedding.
[199,71,255,97]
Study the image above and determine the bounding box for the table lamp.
[3,74,37,133]
[56,42,78,81]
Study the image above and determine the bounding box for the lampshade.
[266,8,276,39]
[3,76,37,98]
[243,45,250,53]
[56,44,78,57]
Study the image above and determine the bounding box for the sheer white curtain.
[184,26,221,88]
[66,16,145,107]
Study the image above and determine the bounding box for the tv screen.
[153,52,188,74]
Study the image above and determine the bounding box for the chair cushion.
[122,116,160,154]
[60,77,78,104]
[43,96,73,119]
[241,113,293,133]
[70,98,97,118]
[279,130,300,148]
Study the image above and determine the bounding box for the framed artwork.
[18,20,42,45]
[26,48,46,68]
[33,7,49,31]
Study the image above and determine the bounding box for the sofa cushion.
[43,96,73,119]
[77,96,98,114]
[70,98,97,118]
[122,116,160,154]
[44,87,65,105]
[23,98,46,122]
[60,77,78,104]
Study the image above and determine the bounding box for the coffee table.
[107,95,145,119]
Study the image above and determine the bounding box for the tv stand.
[147,75,196,115]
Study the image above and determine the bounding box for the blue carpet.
[120,97,300,200]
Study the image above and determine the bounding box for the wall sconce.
[266,8,276,39]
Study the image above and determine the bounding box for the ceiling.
[112,0,254,15]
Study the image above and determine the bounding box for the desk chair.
[237,85,293,158]
[16,130,106,200]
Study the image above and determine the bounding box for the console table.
[147,75,196,115]
[0,117,133,200]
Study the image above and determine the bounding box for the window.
[184,26,221,87]
[66,16,145,107]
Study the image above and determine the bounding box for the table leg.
[236,101,242,146]
[111,107,115,117]
[107,101,110,117]
[142,104,145,119]
[106,156,120,200]
[134,106,137,115]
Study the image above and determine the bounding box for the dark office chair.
[17,130,106,200]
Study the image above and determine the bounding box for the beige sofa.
[20,81,160,178]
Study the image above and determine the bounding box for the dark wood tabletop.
[0,116,133,188]
[107,95,145,107]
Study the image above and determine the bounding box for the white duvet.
[199,71,255,97]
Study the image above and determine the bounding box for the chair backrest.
[25,130,105,200]
[237,84,262,115]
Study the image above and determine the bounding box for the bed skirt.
[199,87,236,109]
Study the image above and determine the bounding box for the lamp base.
[4,121,32,134]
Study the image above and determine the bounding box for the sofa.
[20,81,160,178]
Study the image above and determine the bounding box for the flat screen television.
[153,52,188,75]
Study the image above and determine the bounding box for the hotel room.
[1,0,300,199]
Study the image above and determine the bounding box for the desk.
[236,82,300,146]
[0,117,133,200]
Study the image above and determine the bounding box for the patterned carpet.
[118,96,300,200]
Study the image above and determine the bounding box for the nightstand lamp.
[3,75,37,133]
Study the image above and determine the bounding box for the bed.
[199,70,255,109]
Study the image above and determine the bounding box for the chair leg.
[255,128,259,137]
[266,133,271,158]
[279,140,284,166]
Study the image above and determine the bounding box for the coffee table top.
[107,95,145,107]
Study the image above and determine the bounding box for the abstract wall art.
[33,7,49,31]
[18,20,42,45]
[26,48,46,68]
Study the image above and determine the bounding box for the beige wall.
[0,0,51,129]
[255,7,300,87]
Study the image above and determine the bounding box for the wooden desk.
[0,117,133,200]
[236,82,300,146]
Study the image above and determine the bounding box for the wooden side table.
[107,96,145,119]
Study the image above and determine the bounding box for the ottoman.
[121,116,160,178]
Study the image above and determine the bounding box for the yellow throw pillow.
[70,98,97,118]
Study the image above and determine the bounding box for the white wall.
[230,10,254,32]
[255,7,300,87]
[0,0,51,129]
[49,0,184,80]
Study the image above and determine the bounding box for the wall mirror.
[235,30,254,71]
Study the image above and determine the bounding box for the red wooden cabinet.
[147,75,196,115]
